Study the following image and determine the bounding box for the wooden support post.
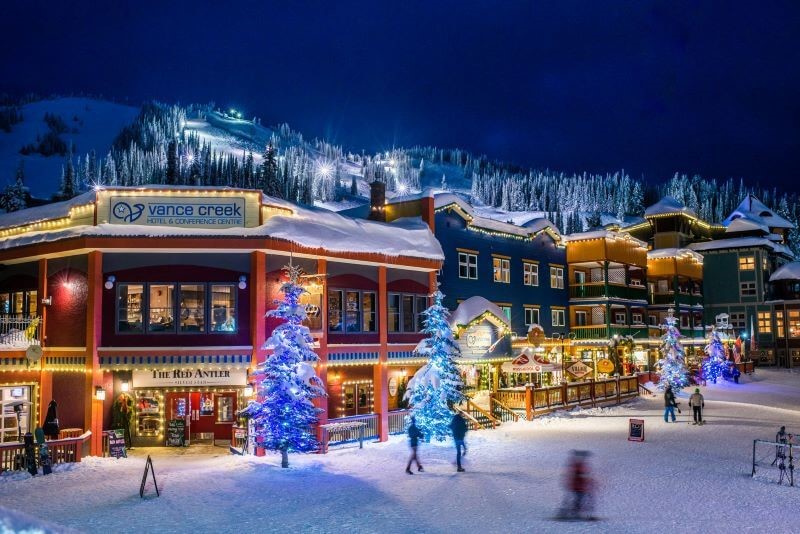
[562,381,568,407]
[616,375,622,404]
[375,266,389,441]
[525,385,533,421]
[84,251,104,457]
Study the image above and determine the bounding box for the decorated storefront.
[101,354,251,447]
[449,297,513,392]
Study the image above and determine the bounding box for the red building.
[0,186,442,453]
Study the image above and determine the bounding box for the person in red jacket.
[560,450,595,520]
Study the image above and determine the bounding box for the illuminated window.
[328,289,377,333]
[757,311,771,334]
[789,310,800,339]
[118,284,144,333]
[498,305,512,322]
[458,252,478,279]
[493,257,510,283]
[523,262,539,286]
[551,309,565,327]
[550,266,564,289]
[209,285,236,333]
[179,284,205,333]
[776,311,785,338]
[148,284,175,333]
[739,256,755,271]
[328,290,343,332]
[387,293,426,333]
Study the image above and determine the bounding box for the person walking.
[663,384,678,423]
[405,416,423,474]
[559,450,595,520]
[450,411,468,472]
[689,387,705,425]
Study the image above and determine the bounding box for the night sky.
[2,1,799,187]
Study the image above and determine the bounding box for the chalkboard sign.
[140,455,159,498]
[628,418,645,442]
[108,429,127,458]
[166,419,186,447]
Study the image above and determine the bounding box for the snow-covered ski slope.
[0,98,139,198]
[1,369,798,533]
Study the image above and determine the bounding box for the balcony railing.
[570,283,648,301]
[570,325,650,340]
[650,293,703,307]
[0,316,42,349]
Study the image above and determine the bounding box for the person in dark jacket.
[450,412,468,472]
[42,399,59,439]
[406,416,423,474]
[663,385,678,423]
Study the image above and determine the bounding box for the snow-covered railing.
[388,410,410,434]
[320,414,378,453]
[0,316,41,349]
[0,431,92,472]
[495,376,640,420]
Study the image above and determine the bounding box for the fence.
[494,376,640,420]
[388,410,410,434]
[0,431,92,472]
[0,316,41,348]
[320,414,378,452]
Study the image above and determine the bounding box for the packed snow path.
[2,369,799,533]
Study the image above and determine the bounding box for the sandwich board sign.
[628,418,645,442]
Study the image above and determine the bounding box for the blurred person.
[663,384,678,423]
[405,415,423,475]
[558,450,596,520]
[450,411,468,472]
[689,388,705,425]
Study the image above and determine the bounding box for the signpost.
[107,429,127,458]
[166,419,186,447]
[628,418,645,442]
[567,361,592,380]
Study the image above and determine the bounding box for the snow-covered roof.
[769,262,800,282]
[385,188,435,204]
[688,237,794,257]
[562,230,648,248]
[433,192,560,241]
[647,248,703,263]
[725,214,769,235]
[644,196,697,218]
[723,194,794,230]
[0,187,444,261]
[449,296,511,330]
[520,217,557,233]
[0,191,96,229]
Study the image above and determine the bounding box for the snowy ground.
[2,369,799,533]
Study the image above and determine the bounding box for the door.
[166,392,191,445]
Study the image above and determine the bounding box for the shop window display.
[135,390,163,437]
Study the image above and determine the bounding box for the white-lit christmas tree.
[702,327,728,384]
[242,264,326,468]
[657,308,689,392]
[404,289,465,440]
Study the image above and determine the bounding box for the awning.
[99,354,252,370]
[501,348,560,373]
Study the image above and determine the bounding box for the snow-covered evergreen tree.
[404,290,465,440]
[2,161,28,212]
[657,308,689,392]
[702,327,728,384]
[243,264,326,468]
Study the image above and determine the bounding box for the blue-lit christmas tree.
[702,327,728,384]
[243,264,325,468]
[404,289,465,441]
[657,308,689,392]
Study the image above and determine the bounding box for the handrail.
[490,396,522,422]
[638,383,656,397]
[454,407,482,431]
[466,399,499,429]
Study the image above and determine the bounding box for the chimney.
[368,181,386,222]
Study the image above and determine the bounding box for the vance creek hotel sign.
[109,195,246,228]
